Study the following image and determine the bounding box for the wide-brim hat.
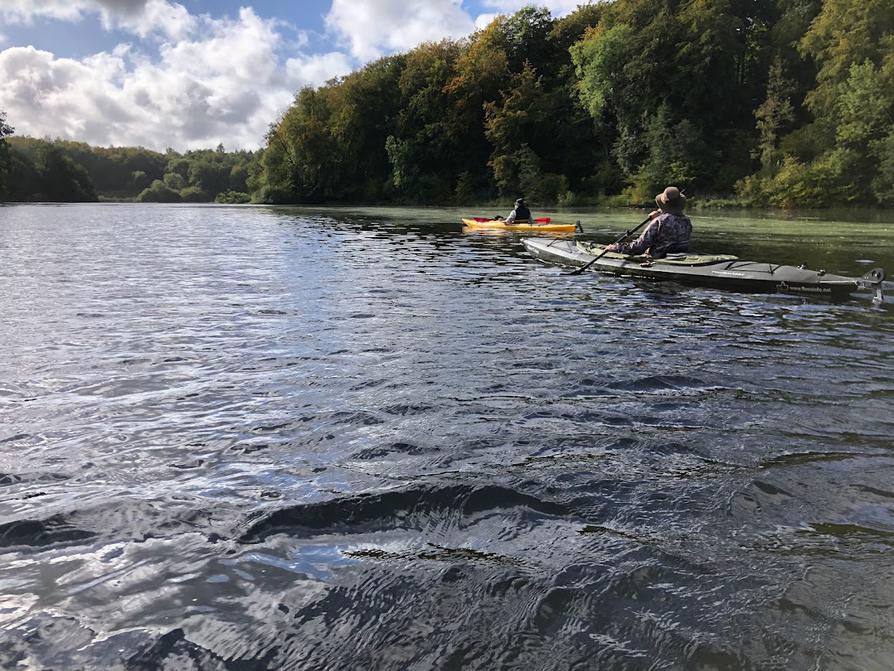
[515,197,525,205]
[655,186,685,214]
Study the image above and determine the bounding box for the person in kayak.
[503,197,531,224]
[604,186,692,257]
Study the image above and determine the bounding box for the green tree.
[167,158,191,179]
[872,131,894,204]
[741,0,894,205]
[215,190,251,204]
[385,41,462,201]
[754,57,795,172]
[163,171,187,191]
[257,86,342,202]
[570,23,633,123]
[33,144,98,202]
[0,111,13,199]
[180,186,210,202]
[138,179,181,203]
[188,156,230,195]
[484,64,555,199]
[131,170,152,191]
[799,0,894,117]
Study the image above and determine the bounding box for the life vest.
[514,205,531,221]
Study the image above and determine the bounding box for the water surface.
[1,204,893,670]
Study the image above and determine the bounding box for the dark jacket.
[506,203,531,223]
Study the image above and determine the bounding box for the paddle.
[564,214,654,276]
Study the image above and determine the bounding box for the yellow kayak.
[462,217,579,233]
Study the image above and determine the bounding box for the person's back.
[505,197,531,224]
[645,211,691,257]
[605,186,691,257]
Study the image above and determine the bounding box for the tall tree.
[386,40,462,201]
[0,111,13,199]
[33,144,98,202]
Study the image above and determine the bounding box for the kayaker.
[504,197,531,224]
[604,186,692,257]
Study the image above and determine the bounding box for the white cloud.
[470,2,591,39]
[0,0,89,23]
[479,0,586,15]
[107,0,195,41]
[0,8,356,150]
[0,0,193,41]
[325,0,476,61]
[474,13,499,30]
[286,52,354,87]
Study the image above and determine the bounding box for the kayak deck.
[522,238,886,300]
[463,217,578,233]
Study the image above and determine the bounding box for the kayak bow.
[522,238,887,301]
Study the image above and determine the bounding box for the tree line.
[0,125,258,204]
[256,0,894,208]
[3,0,893,208]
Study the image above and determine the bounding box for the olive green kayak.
[522,238,886,300]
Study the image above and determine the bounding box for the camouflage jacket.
[614,212,692,257]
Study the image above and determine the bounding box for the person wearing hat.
[604,186,692,257]
[504,197,532,224]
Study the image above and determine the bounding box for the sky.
[0,0,585,151]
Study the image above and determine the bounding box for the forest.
[2,0,893,208]
[0,122,258,204]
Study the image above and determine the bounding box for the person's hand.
[604,243,618,252]
[649,209,661,219]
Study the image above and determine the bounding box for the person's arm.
[505,210,517,223]
[605,211,661,254]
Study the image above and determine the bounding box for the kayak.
[463,217,579,233]
[522,238,887,300]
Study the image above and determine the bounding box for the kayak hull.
[522,238,876,300]
[462,218,577,233]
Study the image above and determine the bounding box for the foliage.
[215,190,251,204]
[180,186,210,202]
[3,135,98,202]
[0,111,13,199]
[754,58,796,171]
[741,0,894,205]
[138,179,181,203]
[2,134,257,203]
[570,23,632,122]
[164,172,187,191]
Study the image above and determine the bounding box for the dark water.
[2,203,893,670]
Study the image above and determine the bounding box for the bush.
[180,186,210,202]
[163,172,186,190]
[214,190,251,204]
[532,173,568,205]
[137,179,181,202]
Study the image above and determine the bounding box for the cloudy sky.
[0,0,584,151]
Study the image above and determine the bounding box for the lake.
[1,203,893,670]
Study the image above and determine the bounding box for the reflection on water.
[1,203,893,670]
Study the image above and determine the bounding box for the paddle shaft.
[565,215,653,276]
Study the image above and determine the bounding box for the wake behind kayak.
[522,238,887,301]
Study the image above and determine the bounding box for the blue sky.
[0,1,583,150]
